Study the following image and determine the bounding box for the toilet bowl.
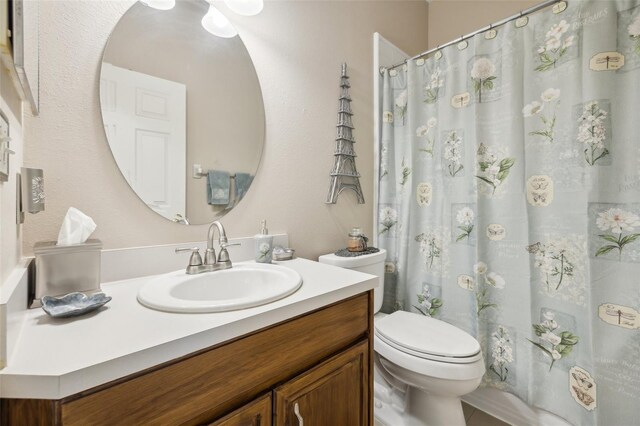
[319,250,485,426]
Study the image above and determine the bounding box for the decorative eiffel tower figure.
[326,63,365,204]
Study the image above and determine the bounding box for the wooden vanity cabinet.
[1,291,374,426]
[209,339,368,426]
[208,394,272,426]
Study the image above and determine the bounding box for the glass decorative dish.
[41,292,112,318]
[273,246,295,261]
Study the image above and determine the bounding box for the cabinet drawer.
[59,293,369,426]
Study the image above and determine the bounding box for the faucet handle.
[220,242,241,249]
[218,242,240,264]
[175,247,203,267]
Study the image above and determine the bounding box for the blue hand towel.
[207,170,230,205]
[234,173,254,201]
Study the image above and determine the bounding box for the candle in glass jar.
[347,227,365,252]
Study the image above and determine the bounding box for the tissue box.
[30,239,103,308]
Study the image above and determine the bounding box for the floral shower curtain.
[377,1,640,424]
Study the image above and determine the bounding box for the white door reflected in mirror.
[101,64,186,220]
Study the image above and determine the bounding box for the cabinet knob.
[293,402,304,426]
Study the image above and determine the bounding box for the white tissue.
[56,207,97,246]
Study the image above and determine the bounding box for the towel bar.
[195,172,236,179]
[192,164,237,179]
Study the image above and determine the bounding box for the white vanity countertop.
[0,258,377,399]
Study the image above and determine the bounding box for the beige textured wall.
[428,0,539,49]
[23,0,428,260]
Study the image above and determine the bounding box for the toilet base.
[374,370,467,426]
[408,387,466,426]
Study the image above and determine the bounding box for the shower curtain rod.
[383,0,565,72]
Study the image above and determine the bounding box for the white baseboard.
[463,387,572,426]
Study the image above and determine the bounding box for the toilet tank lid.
[318,249,386,268]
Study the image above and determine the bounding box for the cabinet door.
[274,340,369,426]
[209,393,272,426]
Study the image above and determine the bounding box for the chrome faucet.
[205,221,227,266]
[175,221,240,274]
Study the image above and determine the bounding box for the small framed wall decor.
[0,109,10,182]
[0,0,40,114]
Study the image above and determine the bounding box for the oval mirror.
[100,0,265,225]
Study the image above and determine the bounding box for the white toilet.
[319,249,485,426]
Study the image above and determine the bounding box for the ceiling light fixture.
[223,0,263,16]
[201,5,238,38]
[140,0,176,11]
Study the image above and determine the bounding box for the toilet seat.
[374,333,486,381]
[375,311,481,363]
[373,311,485,381]
[375,331,482,364]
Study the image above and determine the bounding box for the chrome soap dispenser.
[254,220,273,263]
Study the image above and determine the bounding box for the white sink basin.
[137,263,303,313]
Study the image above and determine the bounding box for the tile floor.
[373,402,509,426]
[463,402,510,426]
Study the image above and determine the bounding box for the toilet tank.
[318,249,386,314]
